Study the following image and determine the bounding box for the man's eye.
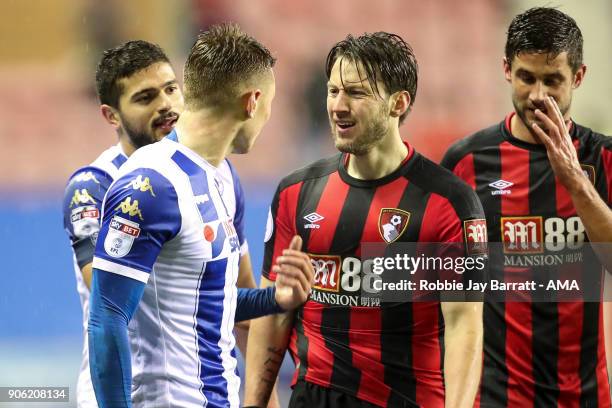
[136,95,151,103]
[544,79,560,87]
[328,88,338,96]
[167,86,178,94]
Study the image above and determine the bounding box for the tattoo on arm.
[257,347,284,396]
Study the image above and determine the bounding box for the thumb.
[288,235,303,251]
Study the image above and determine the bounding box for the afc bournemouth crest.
[378,208,410,243]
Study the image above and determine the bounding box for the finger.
[543,97,561,126]
[275,271,309,303]
[546,97,573,146]
[277,263,312,295]
[277,255,314,282]
[288,235,302,251]
[531,123,554,150]
[272,265,286,283]
[545,96,566,131]
[533,108,558,135]
[281,249,312,262]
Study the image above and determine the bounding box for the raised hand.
[272,235,314,310]
[531,96,587,193]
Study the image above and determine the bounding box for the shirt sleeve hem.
[92,257,150,283]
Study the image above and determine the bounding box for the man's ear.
[503,57,512,83]
[572,64,587,89]
[244,89,262,119]
[389,90,410,119]
[100,104,121,129]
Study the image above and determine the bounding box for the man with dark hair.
[245,32,485,408]
[63,40,182,408]
[442,7,612,407]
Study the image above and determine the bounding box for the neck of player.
[174,109,240,167]
[346,129,408,180]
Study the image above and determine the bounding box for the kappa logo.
[489,179,513,195]
[129,175,156,197]
[115,197,144,220]
[104,216,141,258]
[72,171,100,184]
[70,189,95,207]
[304,212,324,229]
[378,208,410,243]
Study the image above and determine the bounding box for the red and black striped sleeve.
[262,180,302,281]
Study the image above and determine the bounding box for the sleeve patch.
[70,205,101,239]
[104,216,141,258]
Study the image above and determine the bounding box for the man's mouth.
[530,101,548,114]
[335,120,356,133]
[153,114,179,132]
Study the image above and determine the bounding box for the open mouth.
[153,114,178,132]
[336,121,356,131]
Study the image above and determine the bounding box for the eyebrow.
[326,82,368,91]
[131,80,177,100]
[515,68,565,81]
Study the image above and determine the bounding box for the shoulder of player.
[410,153,484,219]
[90,144,128,175]
[102,167,182,235]
[441,122,503,169]
[112,165,177,194]
[63,166,114,211]
[66,165,113,188]
[277,154,341,192]
[573,122,612,149]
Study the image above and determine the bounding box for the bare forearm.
[234,320,281,408]
[244,312,293,406]
[443,303,483,408]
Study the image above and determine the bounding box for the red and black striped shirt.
[442,113,612,408]
[263,143,486,407]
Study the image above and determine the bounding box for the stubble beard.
[331,104,389,156]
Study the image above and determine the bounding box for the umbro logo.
[304,212,324,229]
[488,179,513,195]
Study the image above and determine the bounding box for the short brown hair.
[184,23,276,109]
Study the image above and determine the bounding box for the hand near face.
[531,96,587,193]
[272,235,314,310]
